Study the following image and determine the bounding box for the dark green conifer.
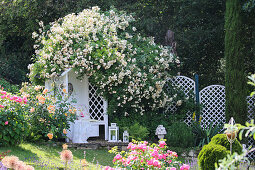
[225,0,247,124]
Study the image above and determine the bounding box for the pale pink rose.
[1,91,7,95]
[153,160,159,167]
[25,165,35,170]
[5,121,8,125]
[60,150,73,162]
[180,164,190,170]
[151,150,158,157]
[2,156,19,169]
[14,160,26,170]
[30,107,35,113]
[114,154,122,160]
[1,156,10,167]
[159,141,166,148]
[104,166,115,170]
[127,142,133,149]
[147,159,153,166]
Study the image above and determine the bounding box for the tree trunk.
[225,0,247,124]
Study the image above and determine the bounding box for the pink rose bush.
[0,83,77,145]
[0,88,29,145]
[108,140,190,170]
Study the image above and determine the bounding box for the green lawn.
[0,143,114,169]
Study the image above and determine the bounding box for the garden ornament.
[224,117,238,154]
[123,130,129,143]
[155,125,167,140]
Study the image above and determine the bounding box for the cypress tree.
[225,0,247,124]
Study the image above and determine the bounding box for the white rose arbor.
[28,7,179,143]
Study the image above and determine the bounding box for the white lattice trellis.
[199,85,226,129]
[164,76,195,125]
[247,96,255,159]
[88,83,105,121]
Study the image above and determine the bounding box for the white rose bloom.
[176,100,182,106]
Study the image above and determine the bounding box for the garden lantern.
[108,123,119,142]
[155,125,167,140]
[224,117,238,154]
[123,130,129,143]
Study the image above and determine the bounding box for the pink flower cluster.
[1,155,34,170]
[0,90,28,108]
[108,140,190,170]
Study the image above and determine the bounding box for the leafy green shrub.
[192,121,223,147]
[29,6,180,119]
[165,122,194,148]
[128,123,149,141]
[0,78,19,93]
[20,83,76,142]
[198,143,228,170]
[0,89,29,145]
[210,134,243,154]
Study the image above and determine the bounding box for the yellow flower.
[65,113,68,116]
[192,112,196,121]
[62,143,68,150]
[63,129,67,134]
[81,159,88,166]
[199,116,202,123]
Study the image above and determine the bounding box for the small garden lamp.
[108,123,119,142]
[123,130,129,143]
[155,125,167,140]
[224,117,238,154]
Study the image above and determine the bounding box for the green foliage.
[198,133,243,170]
[128,123,149,141]
[0,143,114,168]
[225,0,248,124]
[20,83,76,141]
[248,74,255,97]
[216,150,248,170]
[0,91,29,145]
[211,134,243,155]
[1,0,255,91]
[30,7,180,121]
[192,122,223,147]
[165,122,194,148]
[0,78,19,93]
[216,119,255,169]
[198,143,229,170]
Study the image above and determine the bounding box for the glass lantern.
[123,130,129,143]
[108,123,119,142]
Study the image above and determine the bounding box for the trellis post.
[195,74,200,122]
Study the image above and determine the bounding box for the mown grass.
[0,143,114,169]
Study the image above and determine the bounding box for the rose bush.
[20,83,76,141]
[108,140,190,170]
[0,88,29,145]
[28,6,180,117]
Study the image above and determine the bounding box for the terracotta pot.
[226,132,236,140]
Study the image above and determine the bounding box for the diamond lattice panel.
[89,83,104,121]
[164,76,195,126]
[247,96,255,160]
[200,85,226,129]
